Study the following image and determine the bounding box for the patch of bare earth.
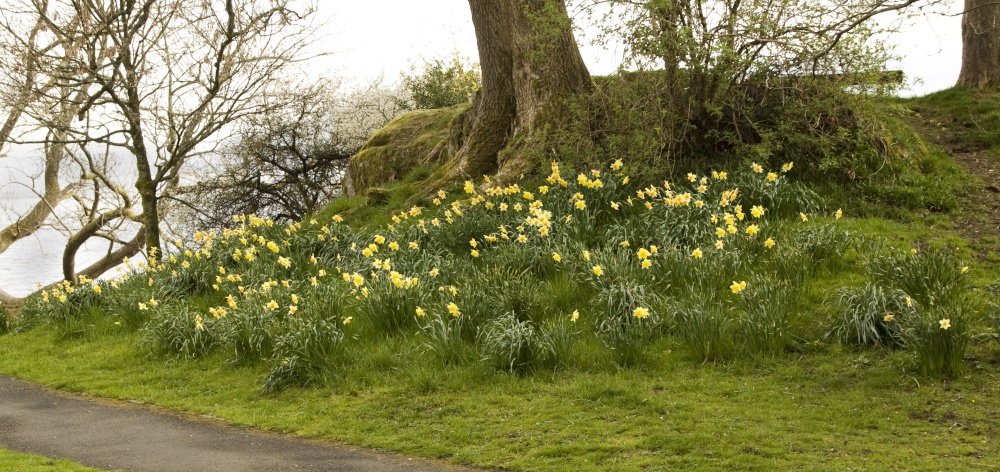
[910,115,1000,262]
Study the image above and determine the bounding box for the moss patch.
[345,104,468,196]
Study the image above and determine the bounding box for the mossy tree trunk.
[450,0,591,181]
[958,0,1000,88]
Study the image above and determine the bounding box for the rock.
[344,104,469,196]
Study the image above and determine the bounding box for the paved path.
[0,375,480,472]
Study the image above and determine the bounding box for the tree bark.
[450,0,591,180]
[958,0,1000,87]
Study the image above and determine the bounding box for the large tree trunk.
[958,0,1000,87]
[450,0,590,181]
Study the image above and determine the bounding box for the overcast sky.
[320,1,964,97]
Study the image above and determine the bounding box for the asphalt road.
[0,375,480,472]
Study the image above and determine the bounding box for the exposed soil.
[0,375,482,472]
[907,113,1000,261]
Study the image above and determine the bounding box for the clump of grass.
[356,276,425,337]
[420,313,472,366]
[479,312,540,374]
[867,247,968,308]
[903,298,973,377]
[263,317,346,393]
[832,282,907,348]
[675,303,735,362]
[537,316,581,369]
[222,310,278,365]
[140,303,220,359]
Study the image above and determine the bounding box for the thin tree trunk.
[958,0,1000,87]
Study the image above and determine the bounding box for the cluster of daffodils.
[32,157,853,341]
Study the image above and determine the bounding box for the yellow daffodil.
[633,307,650,319]
[592,265,604,276]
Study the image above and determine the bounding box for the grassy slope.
[1,88,999,471]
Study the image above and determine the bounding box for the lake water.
[1,156,115,297]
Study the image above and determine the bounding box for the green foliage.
[867,247,968,308]
[675,302,735,362]
[536,316,581,369]
[420,313,471,367]
[903,298,973,377]
[479,312,540,374]
[832,283,907,348]
[401,56,481,110]
[140,303,220,360]
[0,305,8,336]
[262,317,346,392]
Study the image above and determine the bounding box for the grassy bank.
[3,88,1000,470]
[0,448,104,472]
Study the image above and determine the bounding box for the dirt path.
[0,375,481,472]
[907,111,1000,259]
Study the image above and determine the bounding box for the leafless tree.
[0,0,319,306]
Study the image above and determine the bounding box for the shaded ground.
[0,375,480,472]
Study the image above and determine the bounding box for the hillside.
[1,87,999,471]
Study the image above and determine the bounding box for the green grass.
[0,448,105,472]
[4,147,1000,471]
[1,328,998,471]
[902,87,1000,159]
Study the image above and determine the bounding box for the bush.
[401,56,480,110]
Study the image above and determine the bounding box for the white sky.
[318,1,963,97]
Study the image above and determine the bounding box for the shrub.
[401,56,481,110]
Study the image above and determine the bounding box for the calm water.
[1,156,113,297]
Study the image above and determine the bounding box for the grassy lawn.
[0,448,105,472]
[1,326,998,471]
